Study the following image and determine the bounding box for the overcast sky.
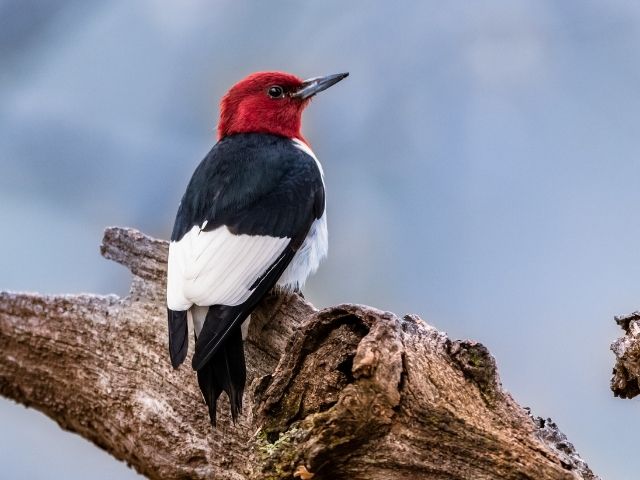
[2,1,640,478]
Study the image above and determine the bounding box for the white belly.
[276,213,328,290]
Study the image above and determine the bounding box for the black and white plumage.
[165,70,347,425]
[167,133,326,424]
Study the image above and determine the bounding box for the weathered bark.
[611,311,640,399]
[0,227,598,479]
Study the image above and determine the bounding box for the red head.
[217,71,348,141]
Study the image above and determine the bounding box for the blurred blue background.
[1,0,639,478]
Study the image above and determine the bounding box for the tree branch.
[611,311,640,399]
[0,227,598,479]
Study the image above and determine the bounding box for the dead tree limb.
[0,227,598,479]
[611,311,640,399]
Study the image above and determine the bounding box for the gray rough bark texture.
[0,227,599,479]
[611,311,640,399]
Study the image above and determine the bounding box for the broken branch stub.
[611,311,640,399]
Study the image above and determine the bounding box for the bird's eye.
[267,86,285,98]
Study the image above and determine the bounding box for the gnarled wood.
[0,227,598,479]
[611,311,640,399]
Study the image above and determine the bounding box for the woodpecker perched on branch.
[166,71,348,425]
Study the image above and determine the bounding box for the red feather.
[217,71,310,141]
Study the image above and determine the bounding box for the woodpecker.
[166,71,348,425]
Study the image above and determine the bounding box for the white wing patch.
[167,225,289,310]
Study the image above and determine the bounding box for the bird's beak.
[292,72,349,100]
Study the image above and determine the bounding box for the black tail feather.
[192,304,245,370]
[167,309,188,368]
[196,325,246,426]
